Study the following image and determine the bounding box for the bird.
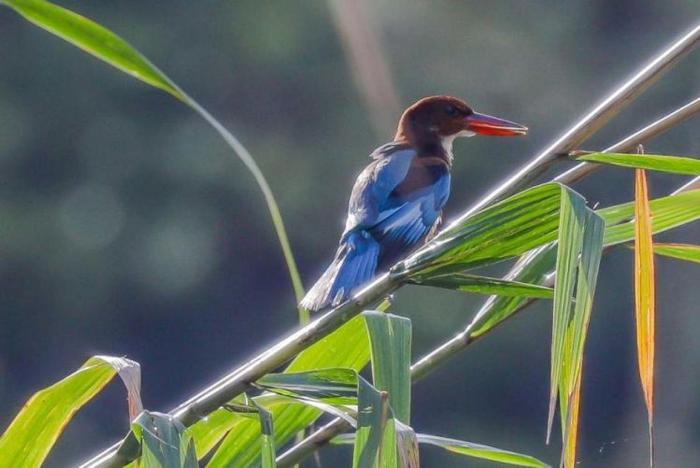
[300,95,527,312]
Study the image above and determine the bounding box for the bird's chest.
[390,157,450,200]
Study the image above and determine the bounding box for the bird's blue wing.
[342,144,417,235]
[372,164,450,268]
[343,146,451,269]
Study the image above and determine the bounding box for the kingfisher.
[300,96,527,312]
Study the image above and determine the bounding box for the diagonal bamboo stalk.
[275,97,700,467]
[81,24,700,468]
[554,96,700,185]
[439,24,700,225]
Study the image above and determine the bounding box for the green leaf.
[574,151,700,175]
[560,209,604,467]
[417,434,549,467]
[467,245,558,339]
[251,401,276,468]
[0,355,140,468]
[544,188,604,468]
[333,433,549,467]
[547,190,588,442]
[1,0,306,315]
[363,311,412,423]
[653,243,700,264]
[405,184,564,274]
[600,189,700,246]
[254,369,362,427]
[461,189,700,354]
[353,380,391,468]
[409,272,554,298]
[255,368,359,405]
[130,411,198,468]
[200,314,373,466]
[254,367,399,468]
[1,0,182,100]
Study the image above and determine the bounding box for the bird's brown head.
[395,96,527,152]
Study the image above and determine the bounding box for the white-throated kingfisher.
[301,96,527,312]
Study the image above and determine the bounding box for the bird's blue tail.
[300,231,380,312]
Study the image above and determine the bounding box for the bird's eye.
[445,105,459,117]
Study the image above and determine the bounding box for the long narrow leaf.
[416,434,549,467]
[404,184,564,274]
[363,311,415,467]
[560,211,604,467]
[468,245,558,339]
[461,189,699,344]
[409,273,554,298]
[634,169,656,465]
[353,383,391,468]
[653,243,700,264]
[600,190,700,246]
[201,315,373,466]
[130,411,198,468]
[256,368,358,405]
[0,0,305,312]
[363,312,412,424]
[0,0,183,99]
[333,432,548,467]
[574,151,700,175]
[251,401,276,468]
[547,190,587,443]
[0,356,140,468]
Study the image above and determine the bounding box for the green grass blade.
[353,380,390,468]
[256,368,359,405]
[416,434,549,467]
[0,0,306,314]
[0,355,140,468]
[653,243,700,264]
[468,245,558,339]
[251,401,276,468]
[561,210,604,468]
[334,432,546,467]
[574,152,700,175]
[404,184,563,274]
[463,190,699,342]
[200,315,373,465]
[600,190,700,245]
[363,311,412,424]
[547,189,588,443]
[0,0,183,99]
[130,411,198,468]
[409,273,554,298]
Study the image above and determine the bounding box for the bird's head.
[395,96,527,153]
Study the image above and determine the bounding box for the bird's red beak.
[465,111,528,136]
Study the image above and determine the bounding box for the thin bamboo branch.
[440,23,700,227]
[81,274,399,467]
[673,175,700,194]
[555,96,700,185]
[275,97,700,467]
[81,24,700,468]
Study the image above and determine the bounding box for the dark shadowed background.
[1,1,699,466]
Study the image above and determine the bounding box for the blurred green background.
[1,1,700,466]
